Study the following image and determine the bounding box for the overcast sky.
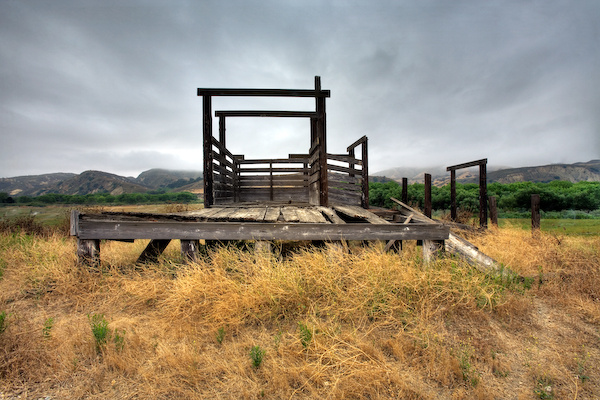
[1,0,599,178]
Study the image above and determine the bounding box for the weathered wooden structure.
[70,77,451,265]
[198,76,368,209]
[447,158,488,228]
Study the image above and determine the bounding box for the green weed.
[88,313,110,352]
[215,326,226,344]
[43,317,54,339]
[298,322,312,349]
[0,310,7,334]
[250,345,266,368]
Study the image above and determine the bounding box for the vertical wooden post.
[479,163,488,228]
[424,173,432,219]
[77,239,100,266]
[423,240,444,264]
[489,196,498,227]
[315,76,328,207]
[450,169,457,222]
[218,115,226,169]
[181,240,200,263]
[531,194,541,235]
[361,138,369,209]
[348,148,355,177]
[203,94,213,207]
[269,161,274,201]
[401,178,408,204]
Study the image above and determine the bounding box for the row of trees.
[0,191,198,205]
[369,181,600,212]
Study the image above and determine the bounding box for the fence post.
[479,163,488,228]
[450,169,457,221]
[424,173,432,219]
[402,178,408,204]
[531,194,541,236]
[489,196,498,227]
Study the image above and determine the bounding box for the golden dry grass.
[0,226,599,399]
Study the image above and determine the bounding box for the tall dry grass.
[0,226,599,399]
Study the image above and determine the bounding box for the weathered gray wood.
[281,207,301,222]
[531,194,541,235]
[137,239,171,264]
[332,204,389,224]
[77,239,100,266]
[294,207,328,223]
[479,163,487,228]
[389,197,516,277]
[203,94,213,207]
[216,110,318,118]
[423,240,444,264]
[226,207,268,221]
[326,154,362,165]
[263,207,281,222]
[75,220,449,241]
[446,158,488,171]
[316,206,346,224]
[424,173,432,218]
[181,240,200,263]
[197,88,330,98]
[489,196,498,227]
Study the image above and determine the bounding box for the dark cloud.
[1,0,599,178]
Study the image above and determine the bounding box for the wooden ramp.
[70,203,449,265]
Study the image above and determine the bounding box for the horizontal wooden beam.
[446,158,487,171]
[346,135,368,152]
[215,110,318,118]
[75,220,449,241]
[198,89,330,97]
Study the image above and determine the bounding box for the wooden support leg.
[255,241,272,256]
[181,240,200,263]
[423,240,444,264]
[137,239,171,264]
[77,239,100,267]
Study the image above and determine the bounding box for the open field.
[0,210,599,399]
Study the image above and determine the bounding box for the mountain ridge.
[1,160,598,197]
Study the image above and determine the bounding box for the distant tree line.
[369,181,600,213]
[0,191,199,205]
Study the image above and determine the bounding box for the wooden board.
[226,207,268,221]
[332,204,390,224]
[263,207,281,222]
[281,206,300,222]
[294,207,328,223]
[75,220,449,241]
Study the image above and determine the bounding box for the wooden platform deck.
[70,203,450,264]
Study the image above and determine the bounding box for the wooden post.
[424,173,432,219]
[315,76,328,207]
[450,169,457,221]
[401,178,408,204]
[531,194,541,235]
[137,239,171,264]
[203,94,213,207]
[181,240,201,263]
[423,240,444,264]
[348,147,355,177]
[489,196,498,227]
[77,239,100,266]
[361,138,369,209]
[269,161,274,201]
[479,163,488,228]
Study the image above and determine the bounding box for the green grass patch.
[499,218,600,235]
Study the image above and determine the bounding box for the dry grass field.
[0,213,599,399]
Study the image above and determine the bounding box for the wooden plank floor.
[179,203,378,224]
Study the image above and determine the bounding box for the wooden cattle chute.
[198,76,368,209]
[447,159,488,228]
[71,77,454,265]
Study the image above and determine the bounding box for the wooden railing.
[327,135,368,207]
[210,135,368,208]
[210,137,238,204]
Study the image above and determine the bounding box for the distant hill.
[482,160,600,184]
[0,169,204,197]
[136,168,203,189]
[2,160,598,197]
[0,173,77,196]
[373,160,600,186]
